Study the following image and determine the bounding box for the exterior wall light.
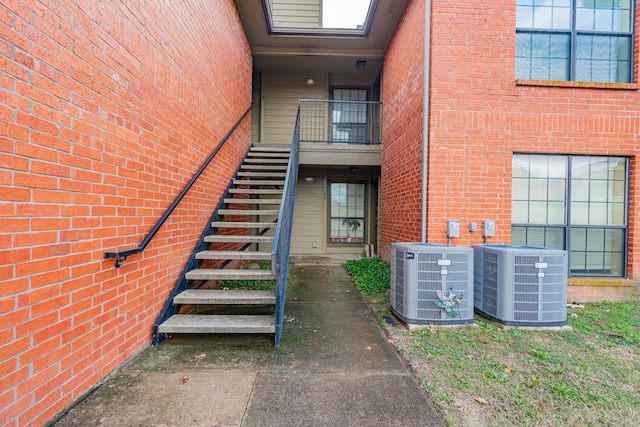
[356,60,366,70]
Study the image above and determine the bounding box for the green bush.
[217,261,276,291]
[345,257,390,295]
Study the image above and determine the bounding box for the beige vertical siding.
[261,71,327,144]
[290,170,326,254]
[270,0,322,28]
[251,71,262,142]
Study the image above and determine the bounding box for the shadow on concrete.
[54,263,444,426]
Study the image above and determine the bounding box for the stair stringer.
[152,148,252,346]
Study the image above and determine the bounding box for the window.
[329,183,365,243]
[332,89,368,143]
[512,154,627,276]
[516,0,633,83]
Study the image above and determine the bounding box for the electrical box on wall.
[483,220,495,237]
[447,220,460,238]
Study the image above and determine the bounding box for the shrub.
[345,257,390,294]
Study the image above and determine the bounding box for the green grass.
[217,261,276,291]
[343,258,640,426]
[404,306,640,426]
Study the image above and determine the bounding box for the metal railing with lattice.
[298,99,382,145]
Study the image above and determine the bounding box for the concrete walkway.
[54,262,444,427]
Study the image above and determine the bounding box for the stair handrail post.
[104,105,253,268]
[271,107,301,346]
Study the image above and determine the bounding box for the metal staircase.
[154,144,294,343]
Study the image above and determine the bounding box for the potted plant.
[342,218,361,243]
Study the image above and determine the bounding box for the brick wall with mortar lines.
[381,0,640,281]
[0,1,252,426]
[380,0,425,261]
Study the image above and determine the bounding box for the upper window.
[512,154,628,277]
[516,0,634,83]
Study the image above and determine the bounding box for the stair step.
[237,172,286,178]
[233,179,285,186]
[224,198,282,205]
[186,268,275,281]
[250,146,291,153]
[196,250,272,260]
[174,289,276,305]
[204,235,274,243]
[218,209,280,215]
[229,188,283,195]
[211,222,276,228]
[158,314,276,334]
[241,165,288,171]
[248,152,290,158]
[244,158,289,164]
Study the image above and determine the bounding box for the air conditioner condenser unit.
[390,243,474,325]
[473,244,568,326]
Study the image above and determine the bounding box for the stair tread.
[244,158,289,164]
[218,210,280,216]
[248,152,290,157]
[233,180,285,185]
[204,235,274,243]
[250,146,291,153]
[196,250,272,260]
[229,188,283,194]
[158,314,276,334]
[174,289,276,305]
[241,165,288,170]
[211,222,276,228]
[237,172,286,177]
[224,198,281,204]
[186,269,275,281]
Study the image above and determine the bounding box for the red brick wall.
[0,1,252,426]
[381,0,639,281]
[380,0,425,260]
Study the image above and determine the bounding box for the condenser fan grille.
[390,243,474,325]
[392,249,405,313]
[473,245,568,326]
[482,252,499,316]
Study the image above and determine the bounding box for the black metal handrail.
[298,99,382,145]
[104,105,253,268]
[271,107,301,346]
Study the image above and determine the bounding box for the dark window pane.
[509,226,565,249]
[512,226,527,244]
[546,227,566,248]
[527,227,546,246]
[570,227,624,275]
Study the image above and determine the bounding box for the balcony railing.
[298,99,382,145]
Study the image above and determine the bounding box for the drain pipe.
[420,0,432,243]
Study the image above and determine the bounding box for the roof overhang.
[235,0,407,78]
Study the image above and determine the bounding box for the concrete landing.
[53,265,444,427]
